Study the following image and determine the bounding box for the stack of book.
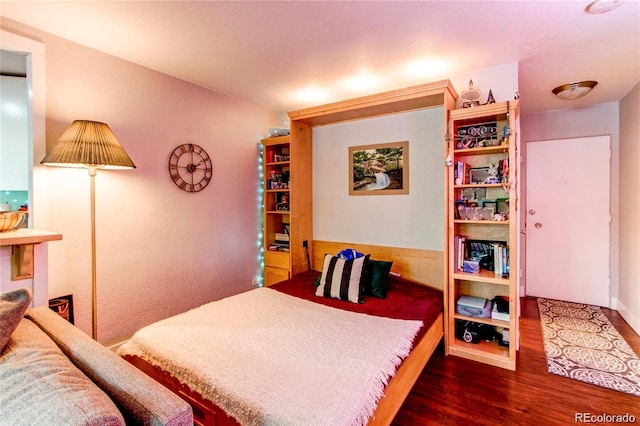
[268,233,290,251]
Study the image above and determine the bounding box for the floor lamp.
[41,120,135,340]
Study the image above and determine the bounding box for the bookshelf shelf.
[449,339,512,369]
[454,219,509,225]
[453,145,508,156]
[445,100,520,371]
[453,313,510,328]
[452,271,512,285]
[454,183,505,189]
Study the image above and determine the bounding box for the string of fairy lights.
[256,142,265,287]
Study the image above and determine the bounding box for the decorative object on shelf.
[0,210,28,232]
[552,80,598,100]
[275,193,289,211]
[349,141,409,195]
[486,89,496,104]
[268,127,290,137]
[483,163,500,184]
[461,80,481,108]
[455,121,498,149]
[168,144,213,192]
[41,120,136,341]
[469,167,490,184]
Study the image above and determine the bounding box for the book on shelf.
[454,235,466,271]
[454,161,470,185]
[275,233,289,243]
[454,236,509,276]
[492,242,509,277]
[268,242,290,251]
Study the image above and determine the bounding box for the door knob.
[528,209,536,215]
[521,229,527,234]
[535,222,542,228]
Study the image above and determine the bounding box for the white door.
[526,136,610,307]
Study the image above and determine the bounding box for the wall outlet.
[251,278,259,287]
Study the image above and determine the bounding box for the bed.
[118,247,443,426]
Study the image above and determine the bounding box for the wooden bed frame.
[122,313,442,426]
[122,241,444,425]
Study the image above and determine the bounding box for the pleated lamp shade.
[41,120,136,169]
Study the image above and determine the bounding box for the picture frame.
[469,167,490,184]
[49,294,74,324]
[349,141,409,195]
[481,200,498,213]
[496,197,509,214]
[275,192,289,211]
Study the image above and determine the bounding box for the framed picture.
[469,167,490,184]
[49,294,74,324]
[275,192,289,211]
[481,200,498,214]
[349,141,409,195]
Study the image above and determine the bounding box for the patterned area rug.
[537,298,640,397]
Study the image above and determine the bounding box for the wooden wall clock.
[168,143,213,192]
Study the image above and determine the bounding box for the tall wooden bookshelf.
[445,100,520,370]
[261,134,312,286]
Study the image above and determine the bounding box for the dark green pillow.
[365,260,393,299]
[313,274,322,287]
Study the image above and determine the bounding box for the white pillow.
[315,254,369,303]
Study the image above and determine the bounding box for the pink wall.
[2,18,278,345]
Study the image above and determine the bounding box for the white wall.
[1,19,277,346]
[451,62,519,108]
[521,103,620,307]
[313,108,444,250]
[312,63,519,258]
[619,82,640,334]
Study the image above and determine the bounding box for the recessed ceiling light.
[292,86,331,105]
[340,71,382,93]
[403,57,451,80]
[552,81,598,100]
[586,0,623,14]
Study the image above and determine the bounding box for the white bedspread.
[118,287,422,426]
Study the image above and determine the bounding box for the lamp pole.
[89,166,97,340]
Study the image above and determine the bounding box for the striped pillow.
[315,254,369,303]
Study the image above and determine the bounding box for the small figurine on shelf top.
[486,89,496,104]
[461,80,482,108]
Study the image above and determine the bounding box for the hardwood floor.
[393,297,640,425]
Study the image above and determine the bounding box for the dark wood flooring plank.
[393,297,640,425]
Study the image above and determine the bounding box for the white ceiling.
[1,1,638,114]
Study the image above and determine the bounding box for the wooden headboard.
[311,240,444,290]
